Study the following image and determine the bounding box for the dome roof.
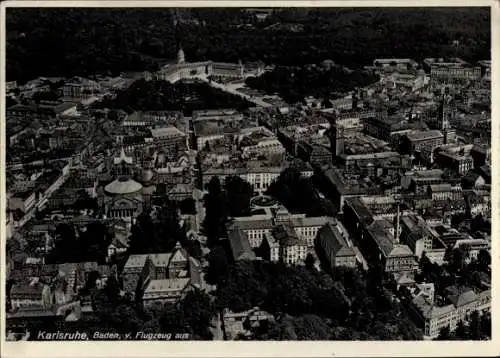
[105,178,143,195]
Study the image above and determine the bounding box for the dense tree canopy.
[202,175,254,246]
[266,167,330,216]
[147,289,217,340]
[257,314,332,340]
[202,177,228,247]
[73,190,99,212]
[127,198,194,256]
[7,8,490,83]
[246,64,379,104]
[224,175,254,217]
[93,79,252,116]
[205,245,230,285]
[212,260,422,340]
[46,222,112,264]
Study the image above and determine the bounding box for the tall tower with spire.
[177,44,185,64]
[439,91,457,144]
[329,120,345,162]
[172,8,185,65]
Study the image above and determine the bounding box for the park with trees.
[7,8,490,83]
[92,79,252,116]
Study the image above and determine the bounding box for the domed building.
[102,148,145,220]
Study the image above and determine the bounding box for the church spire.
[177,43,185,64]
[114,146,133,165]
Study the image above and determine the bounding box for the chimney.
[394,202,401,243]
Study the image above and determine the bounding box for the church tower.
[177,44,185,64]
[113,147,134,177]
[329,122,345,161]
[439,92,457,144]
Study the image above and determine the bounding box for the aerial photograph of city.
[3,6,492,344]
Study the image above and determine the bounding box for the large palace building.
[155,45,263,83]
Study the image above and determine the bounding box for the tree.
[265,315,298,340]
[184,239,203,261]
[206,245,229,285]
[476,249,490,272]
[450,247,467,273]
[33,90,60,104]
[108,109,121,122]
[266,167,325,216]
[480,313,491,339]
[367,263,384,294]
[436,326,452,340]
[215,260,267,312]
[6,96,18,108]
[76,222,112,263]
[419,252,431,270]
[159,305,189,334]
[89,277,144,334]
[73,190,98,212]
[99,272,118,297]
[305,253,316,271]
[128,199,188,255]
[181,289,216,339]
[468,311,482,340]
[265,314,331,340]
[443,245,454,264]
[47,223,78,263]
[141,318,161,334]
[178,198,196,215]
[454,320,469,340]
[203,177,228,247]
[7,8,490,84]
[225,176,254,217]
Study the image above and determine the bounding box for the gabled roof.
[462,171,482,184]
[367,220,395,257]
[389,244,414,257]
[428,183,452,192]
[317,222,355,257]
[393,271,415,285]
[114,148,133,165]
[228,228,256,261]
[144,278,190,294]
[151,126,185,139]
[110,234,129,249]
[170,244,188,264]
[10,283,46,298]
[227,217,274,231]
[168,183,193,195]
[149,253,172,267]
[446,287,478,307]
[124,254,149,269]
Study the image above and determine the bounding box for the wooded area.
[7,8,490,83]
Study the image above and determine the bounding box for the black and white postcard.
[1,1,498,357]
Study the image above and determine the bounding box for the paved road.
[202,78,273,108]
[175,74,273,108]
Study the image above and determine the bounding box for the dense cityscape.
[4,8,491,341]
